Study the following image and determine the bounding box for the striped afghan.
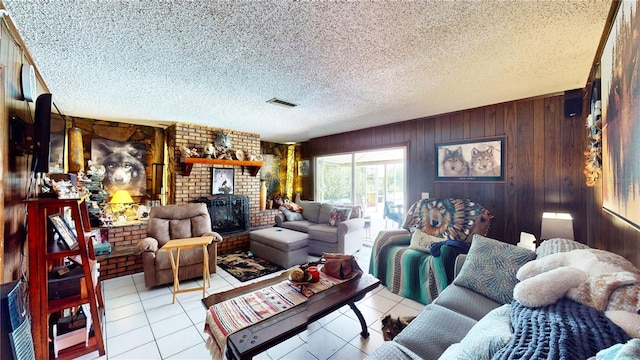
[369,230,462,305]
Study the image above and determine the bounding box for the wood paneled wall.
[305,93,639,266]
[1,16,51,282]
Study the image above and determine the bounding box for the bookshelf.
[25,196,105,359]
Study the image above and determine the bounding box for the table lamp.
[540,212,574,240]
[110,190,134,223]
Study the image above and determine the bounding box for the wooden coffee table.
[203,272,381,360]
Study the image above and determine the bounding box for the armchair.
[370,198,491,304]
[134,203,223,288]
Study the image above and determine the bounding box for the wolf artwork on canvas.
[92,139,146,196]
[469,147,499,176]
[441,147,469,176]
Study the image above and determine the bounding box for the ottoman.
[250,227,309,269]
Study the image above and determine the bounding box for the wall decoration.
[48,213,78,249]
[212,168,234,194]
[435,137,505,182]
[584,77,602,187]
[262,154,281,195]
[601,1,640,230]
[298,160,310,176]
[91,139,146,196]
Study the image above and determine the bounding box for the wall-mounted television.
[32,93,52,173]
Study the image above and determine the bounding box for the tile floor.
[82,245,425,360]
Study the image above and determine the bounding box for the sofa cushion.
[318,203,334,224]
[438,304,512,360]
[434,284,502,321]
[280,207,304,221]
[155,246,205,270]
[170,219,192,239]
[280,220,314,233]
[307,224,338,244]
[329,207,352,226]
[408,229,441,253]
[454,234,536,304]
[300,201,322,223]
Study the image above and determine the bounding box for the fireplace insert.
[192,195,249,235]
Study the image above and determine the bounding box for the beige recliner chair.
[134,203,223,288]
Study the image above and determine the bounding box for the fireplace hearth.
[192,195,249,234]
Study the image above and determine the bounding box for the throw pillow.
[299,201,321,222]
[281,202,303,212]
[329,207,352,227]
[279,207,303,221]
[408,229,443,253]
[454,234,536,304]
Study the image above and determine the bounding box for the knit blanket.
[368,231,461,304]
[492,299,630,360]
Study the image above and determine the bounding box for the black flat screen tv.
[32,93,52,173]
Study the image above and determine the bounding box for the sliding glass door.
[315,147,406,228]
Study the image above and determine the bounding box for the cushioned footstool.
[250,227,309,269]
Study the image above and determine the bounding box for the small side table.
[161,235,214,303]
[363,216,371,239]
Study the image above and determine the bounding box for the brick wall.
[97,222,146,280]
[167,124,278,253]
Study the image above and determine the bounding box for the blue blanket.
[492,299,630,360]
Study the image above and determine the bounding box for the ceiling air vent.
[266,98,297,108]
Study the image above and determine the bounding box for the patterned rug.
[217,250,284,282]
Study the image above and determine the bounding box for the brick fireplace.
[167,123,278,254]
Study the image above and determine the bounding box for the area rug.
[217,250,284,282]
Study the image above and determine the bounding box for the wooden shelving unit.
[181,157,264,176]
[25,196,105,360]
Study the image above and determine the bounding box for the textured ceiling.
[2,1,611,143]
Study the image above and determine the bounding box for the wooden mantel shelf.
[181,157,265,176]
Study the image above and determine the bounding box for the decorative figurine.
[204,143,216,159]
[214,131,232,154]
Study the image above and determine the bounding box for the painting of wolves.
[381,314,416,341]
[92,139,146,196]
[469,147,500,176]
[440,147,469,176]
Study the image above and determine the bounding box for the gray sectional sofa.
[367,237,636,360]
[275,201,365,255]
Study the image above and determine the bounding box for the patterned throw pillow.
[454,234,536,304]
[408,229,443,253]
[329,207,352,227]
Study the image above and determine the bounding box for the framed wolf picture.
[435,137,505,182]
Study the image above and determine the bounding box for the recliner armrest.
[134,237,159,255]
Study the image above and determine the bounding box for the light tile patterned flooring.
[81,245,425,360]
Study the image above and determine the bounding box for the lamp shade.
[540,212,574,240]
[110,190,134,204]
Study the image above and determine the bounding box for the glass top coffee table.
[203,272,381,360]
